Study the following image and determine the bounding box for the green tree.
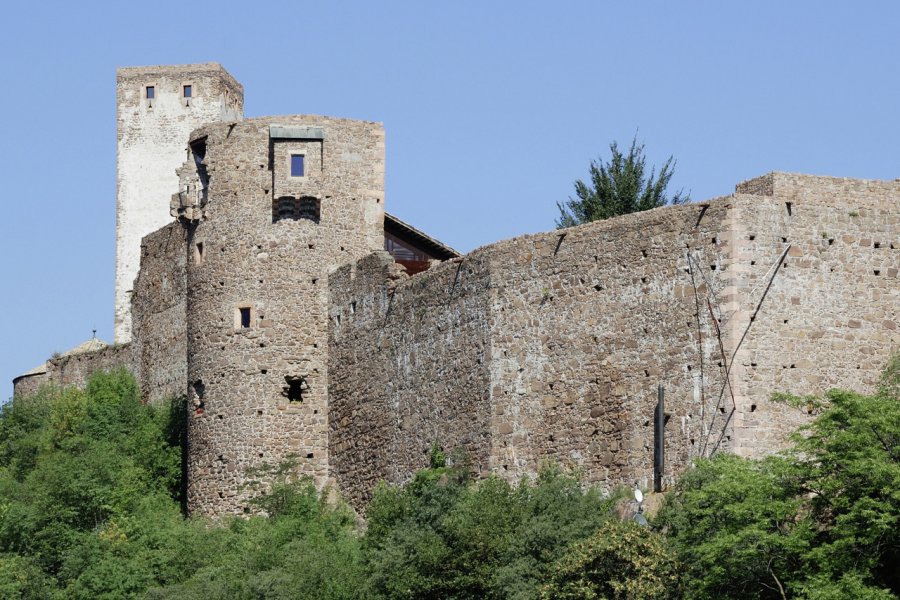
[556,137,688,227]
[539,519,679,600]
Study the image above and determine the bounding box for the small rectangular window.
[291,154,305,177]
[194,242,204,265]
[183,84,192,98]
[146,86,155,99]
[240,307,251,328]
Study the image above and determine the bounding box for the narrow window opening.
[785,202,792,216]
[350,301,357,314]
[290,154,305,177]
[192,380,205,415]
[145,85,155,99]
[194,242,204,265]
[183,84,192,98]
[239,307,251,329]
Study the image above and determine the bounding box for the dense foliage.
[1,358,898,599]
[556,137,688,227]
[658,355,900,599]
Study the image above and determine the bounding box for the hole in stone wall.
[239,307,251,329]
[751,260,756,265]
[257,410,263,416]
[750,404,757,412]
[350,301,357,314]
[192,380,205,415]
[284,376,308,403]
[710,264,717,271]
[874,242,881,249]
[829,239,835,245]
[194,242,204,265]
[790,364,796,369]
[749,234,756,240]
[711,237,717,244]
[306,453,314,459]
[641,249,648,257]
[874,270,881,276]
[593,283,603,291]
[782,237,788,243]
[785,202,792,216]
[261,369,267,374]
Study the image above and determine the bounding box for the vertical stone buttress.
[116,64,243,343]
[181,116,385,516]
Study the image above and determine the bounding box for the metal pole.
[654,384,665,493]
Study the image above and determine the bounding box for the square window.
[183,84,192,98]
[291,154,305,177]
[146,85,155,99]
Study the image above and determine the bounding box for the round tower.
[180,116,385,516]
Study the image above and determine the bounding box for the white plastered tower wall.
[115,63,244,343]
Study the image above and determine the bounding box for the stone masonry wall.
[727,174,900,456]
[485,201,736,491]
[329,251,494,507]
[328,172,899,506]
[184,116,385,516]
[116,63,243,343]
[131,222,188,404]
[329,201,737,505]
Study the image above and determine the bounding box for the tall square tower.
[116,63,243,342]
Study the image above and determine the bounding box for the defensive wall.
[329,172,900,507]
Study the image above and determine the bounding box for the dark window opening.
[192,380,205,415]
[291,154,305,177]
[146,85,155,99]
[183,84,192,98]
[298,198,320,222]
[284,376,308,403]
[272,196,320,223]
[240,307,251,328]
[194,242,204,265]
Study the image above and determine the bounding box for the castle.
[13,64,900,516]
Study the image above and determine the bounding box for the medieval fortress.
[13,63,900,516]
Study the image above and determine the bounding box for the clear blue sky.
[1,1,898,399]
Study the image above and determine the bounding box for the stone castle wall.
[13,343,135,398]
[131,222,188,404]
[328,174,900,507]
[329,200,738,506]
[329,251,494,507]
[727,174,900,456]
[183,116,385,516]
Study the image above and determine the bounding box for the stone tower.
[174,116,385,516]
[116,63,243,343]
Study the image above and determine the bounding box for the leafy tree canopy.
[556,137,688,227]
